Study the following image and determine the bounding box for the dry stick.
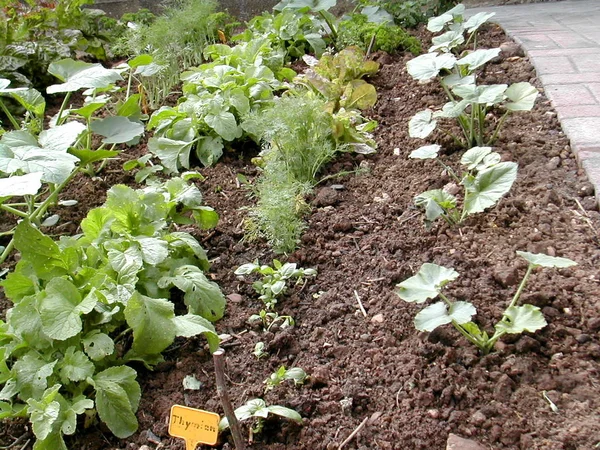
[338,416,370,450]
[213,348,246,450]
[353,290,367,317]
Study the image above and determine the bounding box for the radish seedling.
[219,398,302,435]
[396,251,577,354]
[264,366,307,392]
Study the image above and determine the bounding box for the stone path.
[467,0,600,203]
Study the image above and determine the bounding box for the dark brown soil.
[2,23,600,450]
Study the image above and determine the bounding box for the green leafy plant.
[0,179,223,448]
[219,398,302,434]
[405,5,537,148]
[396,252,577,354]
[0,78,45,133]
[264,366,307,391]
[235,259,317,310]
[409,145,517,227]
[253,342,268,359]
[274,0,339,46]
[336,13,421,55]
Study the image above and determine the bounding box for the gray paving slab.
[467,0,600,203]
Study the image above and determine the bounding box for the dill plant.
[245,95,343,253]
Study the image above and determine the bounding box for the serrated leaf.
[516,251,577,268]
[158,265,225,322]
[40,278,97,340]
[124,292,176,357]
[82,331,115,361]
[396,263,459,303]
[406,53,457,82]
[504,82,538,111]
[148,137,193,173]
[27,393,61,440]
[463,161,517,214]
[13,353,57,400]
[134,237,168,265]
[14,221,68,276]
[409,144,441,160]
[409,110,437,139]
[414,189,457,223]
[58,348,94,384]
[495,304,547,334]
[90,116,144,145]
[92,366,139,439]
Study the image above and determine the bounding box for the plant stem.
[488,110,509,145]
[0,204,29,218]
[0,98,20,129]
[0,239,15,265]
[435,158,461,184]
[213,348,246,450]
[55,92,72,126]
[319,10,337,42]
[507,264,534,310]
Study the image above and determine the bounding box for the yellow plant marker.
[169,405,220,449]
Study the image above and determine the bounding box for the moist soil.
[2,24,600,450]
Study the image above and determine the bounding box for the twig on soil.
[338,416,370,450]
[213,348,246,450]
[353,290,367,317]
[0,432,32,450]
[397,212,419,225]
[572,197,599,237]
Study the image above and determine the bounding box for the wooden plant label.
[168,405,220,449]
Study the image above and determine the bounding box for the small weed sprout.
[264,366,307,392]
[396,251,577,354]
[409,145,517,227]
[253,342,268,359]
[219,398,302,434]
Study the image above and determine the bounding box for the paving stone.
[540,73,600,85]
[561,118,600,146]
[586,84,600,103]
[532,56,576,75]
[544,84,598,107]
[572,58,600,73]
[557,105,600,120]
[548,32,597,49]
[515,34,559,50]
[581,158,600,203]
[528,48,600,58]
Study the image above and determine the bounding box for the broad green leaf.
[57,348,94,384]
[442,73,475,88]
[452,84,507,104]
[0,172,43,197]
[72,101,106,119]
[173,314,220,352]
[32,429,68,450]
[40,278,97,340]
[124,293,176,357]
[361,5,394,24]
[69,148,119,166]
[195,135,223,167]
[220,399,267,430]
[9,88,45,117]
[128,54,153,69]
[92,366,139,439]
[429,30,465,53]
[14,221,68,276]
[456,48,501,72]
[414,189,457,223]
[47,59,122,94]
[39,122,86,153]
[90,116,144,145]
[406,53,457,82]
[464,12,495,33]
[409,144,441,160]
[409,110,437,139]
[266,405,302,423]
[148,137,193,173]
[414,300,476,332]
[340,80,377,110]
[463,161,517,214]
[495,304,547,334]
[158,265,225,322]
[82,331,115,361]
[13,353,57,399]
[396,263,459,303]
[204,110,242,142]
[434,100,469,118]
[427,13,453,32]
[516,251,577,269]
[135,237,168,265]
[235,263,259,275]
[460,146,492,170]
[60,395,94,435]
[117,94,143,120]
[192,206,220,230]
[504,82,538,111]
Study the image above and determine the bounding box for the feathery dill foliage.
[112,0,235,106]
[245,95,343,253]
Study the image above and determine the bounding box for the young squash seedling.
[396,251,577,354]
[409,145,517,227]
[264,366,307,392]
[219,398,302,435]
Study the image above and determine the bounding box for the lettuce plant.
[409,145,517,227]
[396,252,577,354]
[0,179,223,449]
[405,5,538,148]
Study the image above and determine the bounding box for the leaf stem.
[0,98,20,129]
[56,92,72,126]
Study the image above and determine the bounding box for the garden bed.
[2,22,600,450]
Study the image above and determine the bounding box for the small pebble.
[371,314,384,324]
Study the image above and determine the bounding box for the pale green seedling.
[219,398,302,434]
[410,145,517,227]
[396,251,577,354]
[264,366,307,392]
